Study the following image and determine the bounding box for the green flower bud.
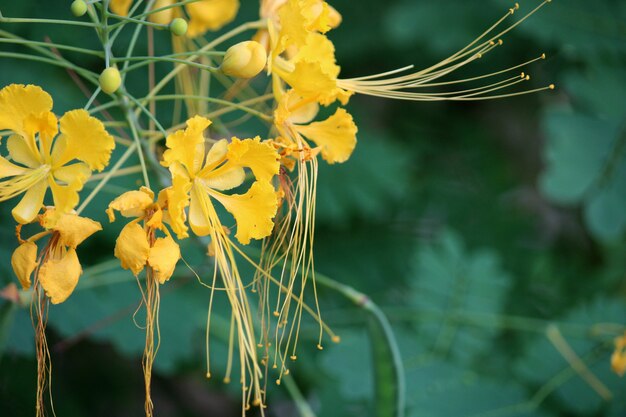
[99,67,122,94]
[70,0,88,17]
[220,41,267,79]
[169,18,188,37]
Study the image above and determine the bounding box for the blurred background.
[1,0,626,416]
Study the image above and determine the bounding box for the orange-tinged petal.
[211,181,278,244]
[145,206,163,229]
[162,116,210,175]
[25,111,58,156]
[186,0,240,37]
[11,242,38,290]
[7,134,41,168]
[148,236,180,284]
[12,179,47,224]
[0,156,28,178]
[39,247,82,304]
[106,187,154,222]
[296,108,357,164]
[0,84,53,138]
[109,0,133,15]
[164,174,191,239]
[189,183,213,236]
[114,222,150,276]
[42,210,102,248]
[55,109,115,171]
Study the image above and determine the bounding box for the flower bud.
[169,18,188,37]
[99,67,122,94]
[221,41,267,79]
[70,0,88,17]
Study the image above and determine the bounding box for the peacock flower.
[107,186,181,283]
[0,84,115,225]
[273,90,357,165]
[269,0,555,107]
[110,0,240,37]
[613,332,626,377]
[11,208,102,304]
[160,115,280,244]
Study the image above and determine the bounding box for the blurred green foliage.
[1,0,626,416]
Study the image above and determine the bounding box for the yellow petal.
[55,109,115,171]
[53,162,91,186]
[295,108,357,164]
[42,210,102,248]
[11,242,38,290]
[186,0,240,37]
[211,181,278,244]
[48,176,82,215]
[7,134,41,168]
[39,247,82,304]
[204,139,229,169]
[109,0,133,15]
[12,179,47,224]
[149,0,176,24]
[201,166,245,191]
[189,183,213,237]
[0,84,53,138]
[148,236,180,284]
[164,174,191,239]
[223,137,280,182]
[0,156,28,178]
[145,206,163,229]
[162,115,210,175]
[106,187,154,222]
[114,222,150,276]
[25,111,58,156]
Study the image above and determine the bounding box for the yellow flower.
[274,90,357,164]
[107,187,181,284]
[110,0,240,37]
[11,208,101,304]
[161,116,280,244]
[0,84,115,224]
[612,332,626,377]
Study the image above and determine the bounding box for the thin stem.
[0,16,97,27]
[0,37,104,57]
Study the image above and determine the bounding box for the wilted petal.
[39,247,82,304]
[211,181,278,244]
[162,116,210,174]
[114,222,150,276]
[106,187,154,222]
[164,174,191,239]
[11,242,38,290]
[42,210,102,248]
[0,84,53,138]
[296,108,357,164]
[12,179,47,224]
[55,109,115,171]
[148,236,180,284]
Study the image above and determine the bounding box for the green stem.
[121,56,219,74]
[0,37,104,57]
[282,374,317,417]
[0,52,98,84]
[0,16,97,27]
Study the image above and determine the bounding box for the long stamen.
[0,166,49,201]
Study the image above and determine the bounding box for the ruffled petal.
[11,179,47,224]
[148,236,180,284]
[114,222,150,276]
[41,210,102,248]
[0,156,28,178]
[11,242,38,290]
[106,187,154,222]
[186,0,240,37]
[7,134,41,168]
[211,181,278,244]
[0,84,53,137]
[39,247,82,304]
[223,137,280,182]
[189,183,213,236]
[295,108,357,164]
[55,109,115,171]
[164,174,191,239]
[162,115,210,174]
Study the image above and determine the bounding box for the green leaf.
[411,229,512,364]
